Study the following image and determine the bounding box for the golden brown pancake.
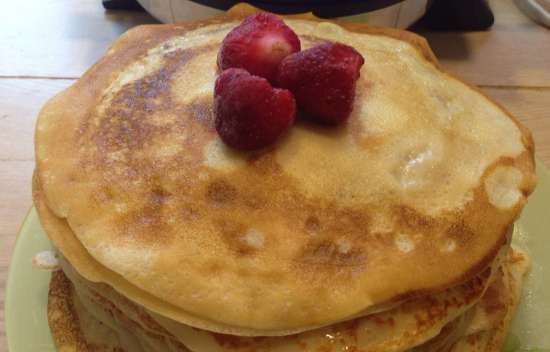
[36,3,536,334]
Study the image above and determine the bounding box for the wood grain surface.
[418,0,550,87]
[0,1,549,351]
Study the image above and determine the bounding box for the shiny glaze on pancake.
[35,4,536,332]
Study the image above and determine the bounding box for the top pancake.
[34,4,536,332]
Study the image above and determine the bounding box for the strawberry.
[276,42,365,125]
[217,12,300,83]
[214,68,296,150]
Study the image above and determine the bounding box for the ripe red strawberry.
[214,68,296,150]
[276,42,365,125]
[217,12,300,83]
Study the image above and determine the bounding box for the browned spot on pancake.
[89,45,218,173]
[412,295,444,330]
[93,186,114,203]
[180,203,201,221]
[299,240,365,267]
[215,219,257,256]
[151,186,171,206]
[324,207,371,238]
[207,179,237,205]
[305,215,320,234]
[115,188,172,245]
[241,192,265,210]
[446,220,475,247]
[394,205,437,232]
[202,262,223,275]
[335,318,361,343]
[95,67,172,153]
[371,315,394,327]
[482,286,506,315]
[246,150,283,176]
[212,333,267,349]
[465,334,478,345]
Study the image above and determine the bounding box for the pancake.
[34,3,536,333]
[47,247,528,352]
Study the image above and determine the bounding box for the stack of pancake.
[33,4,536,352]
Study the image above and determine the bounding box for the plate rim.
[4,206,34,352]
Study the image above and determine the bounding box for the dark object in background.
[102,0,410,17]
[102,0,145,10]
[416,0,495,30]
[102,0,494,31]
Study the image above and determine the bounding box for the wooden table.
[0,1,548,350]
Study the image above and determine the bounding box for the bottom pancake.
[48,270,191,351]
[48,269,129,351]
[414,247,529,352]
[47,248,529,352]
[449,248,530,352]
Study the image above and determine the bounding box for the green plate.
[5,164,550,352]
